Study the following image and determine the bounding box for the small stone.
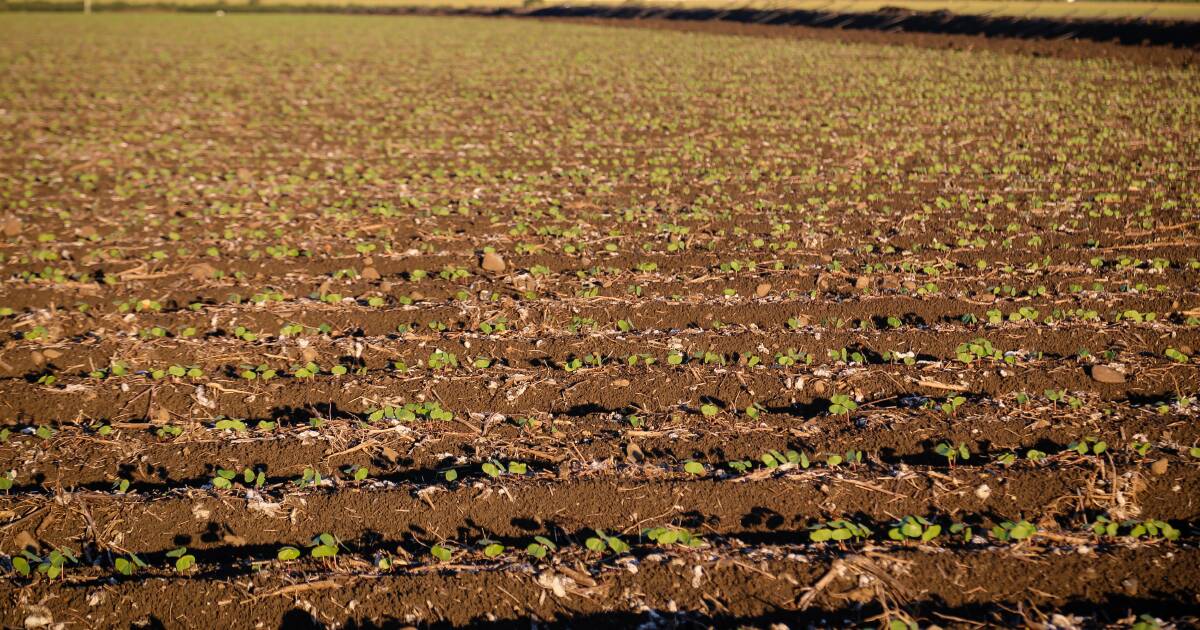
[612,379,630,387]
[1089,365,1126,384]
[361,266,381,281]
[31,351,45,367]
[42,349,61,360]
[974,483,992,501]
[3,217,21,237]
[1150,458,1169,476]
[481,252,506,273]
[754,282,771,298]
[854,276,870,290]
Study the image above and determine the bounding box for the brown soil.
[1,11,1198,629]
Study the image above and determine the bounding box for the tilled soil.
[0,12,1198,630]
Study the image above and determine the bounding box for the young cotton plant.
[366,402,453,423]
[828,393,858,417]
[308,533,341,559]
[934,442,970,466]
[525,536,557,560]
[584,530,630,555]
[1091,516,1180,541]
[642,526,705,548]
[955,338,1001,364]
[11,546,78,580]
[887,516,941,542]
[482,459,528,478]
[991,520,1036,542]
[808,520,871,543]
[1067,436,1108,456]
[113,553,148,576]
[166,546,196,572]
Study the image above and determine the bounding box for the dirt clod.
[0,13,1196,630]
[1151,458,1169,475]
[13,531,38,552]
[1090,365,1127,383]
[481,252,506,273]
[189,263,217,280]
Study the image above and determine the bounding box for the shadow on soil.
[271,597,1199,628]
[2,2,1199,48]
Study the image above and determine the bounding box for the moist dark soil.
[0,12,1198,629]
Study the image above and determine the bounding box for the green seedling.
[584,530,630,554]
[428,350,458,370]
[1067,436,1108,456]
[214,417,247,432]
[991,520,1036,542]
[212,468,237,489]
[309,533,340,558]
[480,540,506,558]
[114,553,147,576]
[935,442,970,465]
[948,522,973,542]
[295,467,323,487]
[955,338,999,364]
[888,516,941,542]
[940,396,966,415]
[808,520,871,543]
[525,535,557,560]
[344,465,369,482]
[642,526,705,548]
[761,449,805,468]
[167,546,196,572]
[828,394,857,416]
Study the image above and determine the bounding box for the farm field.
[598,0,1200,22]
[11,0,1200,22]
[1,12,1200,629]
